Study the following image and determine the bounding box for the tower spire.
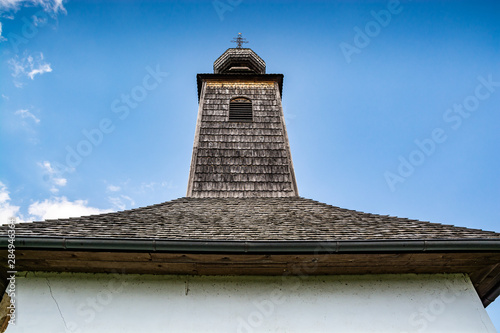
[231,32,248,48]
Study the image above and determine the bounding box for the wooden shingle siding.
[187,80,298,198]
[197,149,286,158]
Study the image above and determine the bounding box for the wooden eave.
[2,239,500,307]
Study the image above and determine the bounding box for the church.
[1,34,500,332]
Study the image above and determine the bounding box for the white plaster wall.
[5,272,496,333]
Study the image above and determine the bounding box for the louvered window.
[229,97,252,122]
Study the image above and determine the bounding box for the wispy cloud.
[1,12,15,19]
[8,57,25,77]
[108,195,135,211]
[15,108,40,123]
[52,178,66,186]
[39,160,67,193]
[27,61,51,79]
[0,182,20,224]
[0,22,6,42]
[0,0,66,15]
[139,181,175,193]
[28,196,112,221]
[106,184,121,192]
[8,52,52,85]
[0,0,23,11]
[32,12,47,26]
[47,0,65,14]
[103,179,174,211]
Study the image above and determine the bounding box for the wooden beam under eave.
[1,250,500,305]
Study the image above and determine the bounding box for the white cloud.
[15,108,40,123]
[0,22,6,42]
[51,0,65,13]
[139,181,175,193]
[8,52,52,84]
[28,61,52,79]
[38,161,57,176]
[2,13,15,19]
[32,13,47,26]
[28,196,112,221]
[0,0,21,10]
[38,160,67,193]
[8,57,25,77]
[39,160,55,174]
[0,182,21,224]
[53,178,66,186]
[106,184,121,192]
[0,0,66,14]
[1,182,110,224]
[108,195,135,211]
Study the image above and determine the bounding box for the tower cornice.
[196,73,283,102]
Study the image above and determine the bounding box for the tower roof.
[213,48,266,74]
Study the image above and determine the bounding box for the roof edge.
[3,237,500,254]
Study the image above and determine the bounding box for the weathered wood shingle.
[4,197,500,241]
[187,79,298,198]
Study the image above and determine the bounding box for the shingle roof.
[213,48,266,74]
[5,197,500,241]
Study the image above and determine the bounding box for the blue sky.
[1,0,500,326]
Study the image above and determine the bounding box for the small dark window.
[229,97,252,122]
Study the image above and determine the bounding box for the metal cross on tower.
[231,33,248,48]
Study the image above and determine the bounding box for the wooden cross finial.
[231,33,248,48]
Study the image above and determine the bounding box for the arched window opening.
[229,97,252,122]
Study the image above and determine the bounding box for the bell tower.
[187,34,298,198]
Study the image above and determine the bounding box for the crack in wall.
[45,278,69,331]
